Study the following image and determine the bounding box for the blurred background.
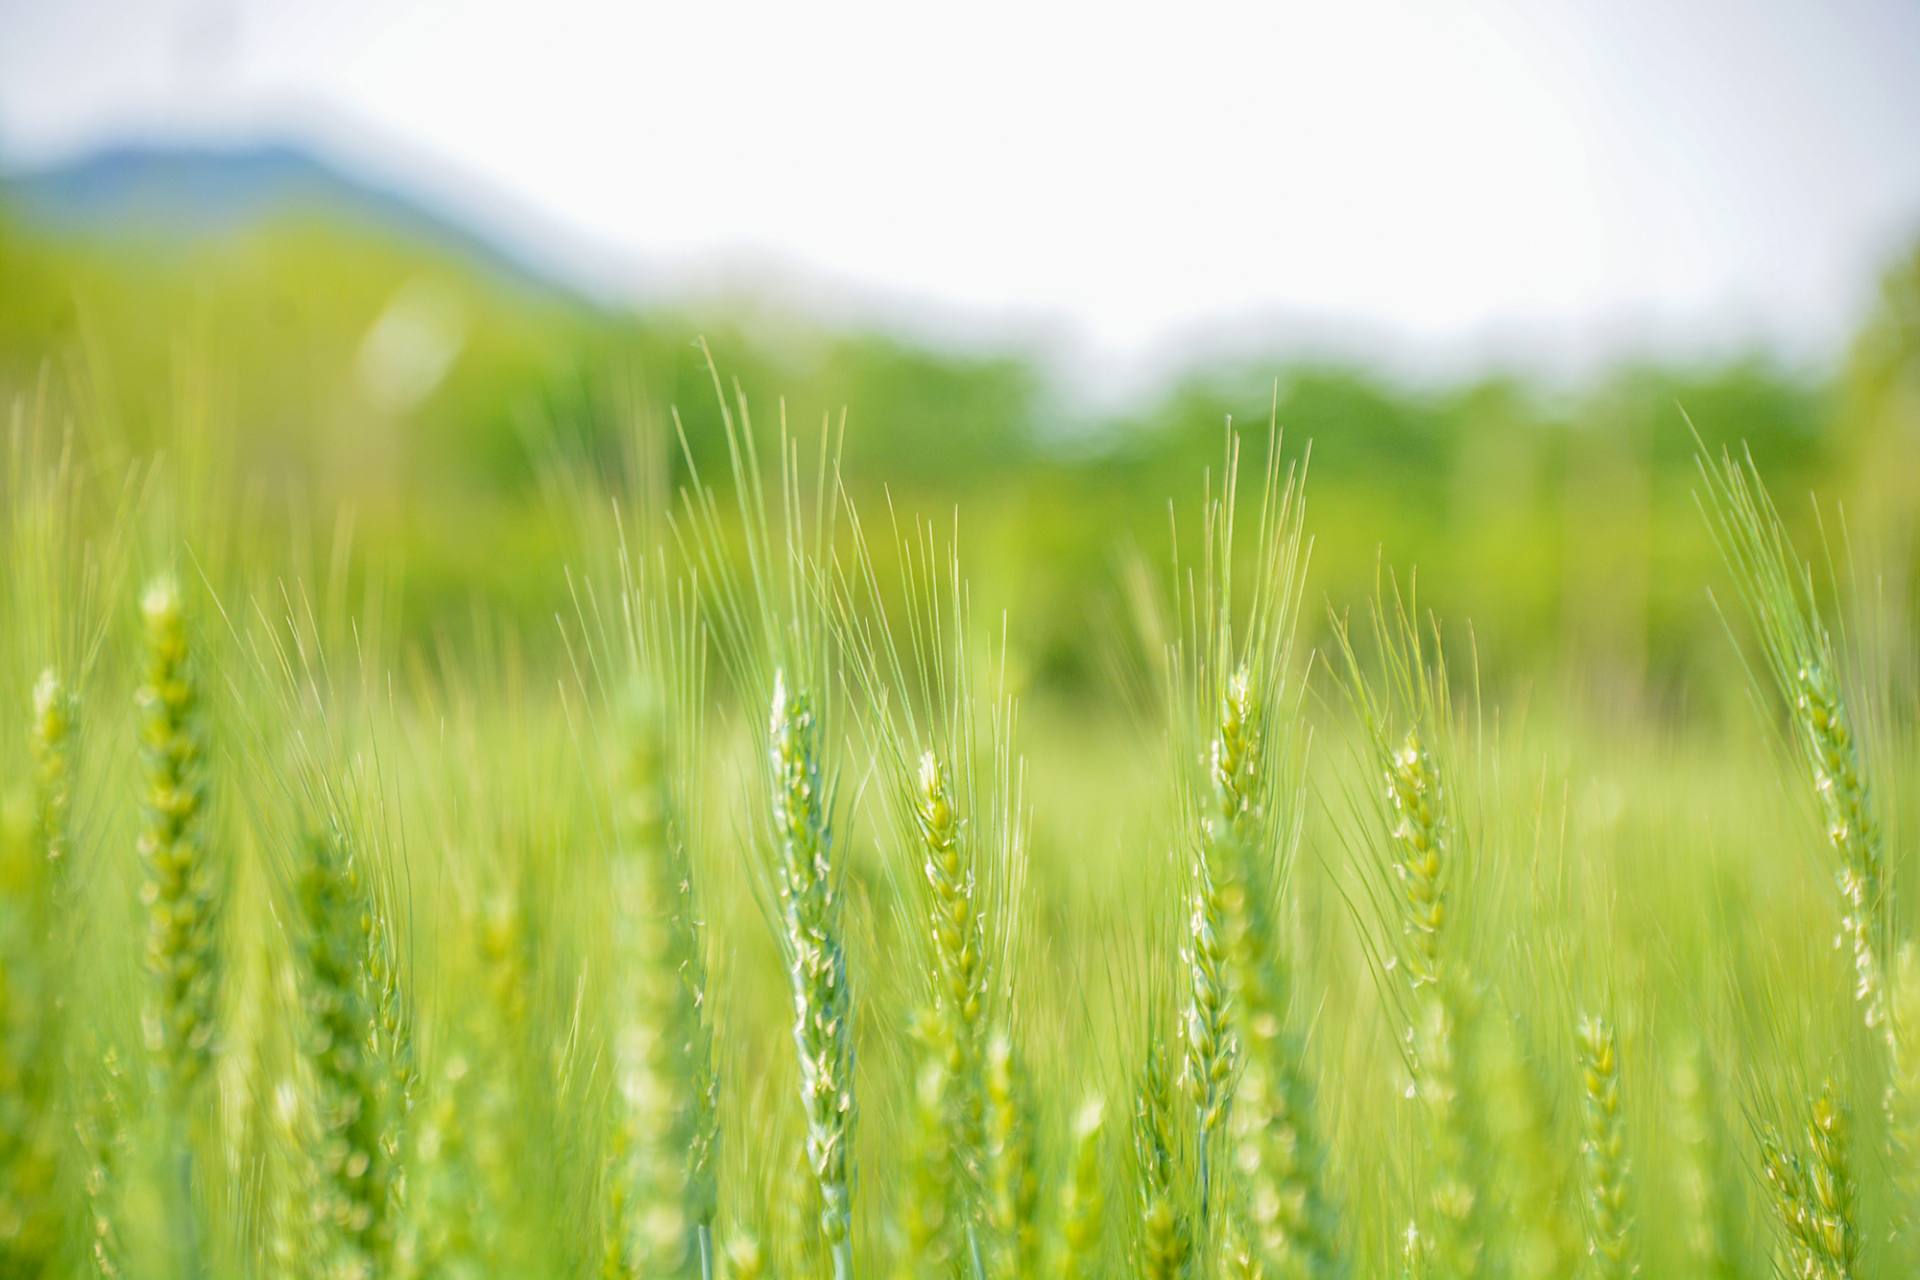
[2,0,1918,712]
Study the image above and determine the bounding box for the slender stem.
[697,1225,714,1280]
[831,1236,854,1280]
[967,1222,986,1280]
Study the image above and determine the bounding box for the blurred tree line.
[1,199,1915,714]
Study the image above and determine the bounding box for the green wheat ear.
[1411,975,1488,1280]
[135,575,221,1277]
[0,668,81,1276]
[1697,447,1891,1043]
[674,348,858,1277]
[1337,581,1491,1280]
[983,1029,1040,1277]
[77,1047,131,1279]
[769,671,855,1279]
[1158,430,1335,1273]
[290,826,399,1277]
[913,747,989,1167]
[0,791,63,1272]
[833,496,1034,1280]
[1182,805,1236,1218]
[1574,1015,1635,1279]
[1052,1096,1106,1280]
[1134,1040,1191,1280]
[25,667,82,1266]
[137,577,221,1101]
[1804,1084,1860,1277]
[895,1009,961,1277]
[1211,666,1337,1280]
[1761,1081,1861,1280]
[603,684,718,1280]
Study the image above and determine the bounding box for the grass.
[1,361,1919,1280]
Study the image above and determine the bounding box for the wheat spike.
[1135,1040,1192,1280]
[1698,449,1891,1041]
[894,1011,960,1279]
[1574,1015,1635,1278]
[604,689,719,1279]
[137,577,222,1100]
[1053,1096,1106,1280]
[291,827,399,1278]
[770,672,856,1279]
[983,1030,1039,1277]
[1761,1080,1860,1280]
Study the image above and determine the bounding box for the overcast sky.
[4,0,1918,385]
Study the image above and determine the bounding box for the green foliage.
[4,205,1914,698]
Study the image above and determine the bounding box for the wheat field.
[1,358,1917,1280]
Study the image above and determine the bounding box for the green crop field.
[1,207,1919,1279]
[2,338,1919,1280]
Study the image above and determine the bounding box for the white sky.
[3,0,1919,386]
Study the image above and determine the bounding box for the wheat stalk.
[1134,1038,1192,1280]
[362,881,412,1250]
[1053,1096,1106,1280]
[138,578,221,1098]
[983,1030,1039,1278]
[1161,430,1337,1274]
[0,818,60,1272]
[1762,1081,1861,1280]
[0,669,81,1274]
[76,1048,129,1279]
[603,687,720,1280]
[290,826,399,1278]
[1384,728,1447,995]
[1697,448,1892,1042]
[833,494,1031,1278]
[1574,1015,1634,1278]
[770,671,856,1279]
[1336,581,1493,1280]
[913,747,989,1181]
[1411,978,1486,1280]
[136,576,222,1278]
[1805,1083,1861,1277]
[1212,668,1339,1280]
[895,1011,960,1278]
[1183,822,1236,1229]
[1697,448,1910,1260]
[1383,721,1486,1279]
[673,347,858,1276]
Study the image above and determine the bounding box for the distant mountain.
[0,140,592,302]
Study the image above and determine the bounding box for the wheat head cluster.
[0,367,1917,1280]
